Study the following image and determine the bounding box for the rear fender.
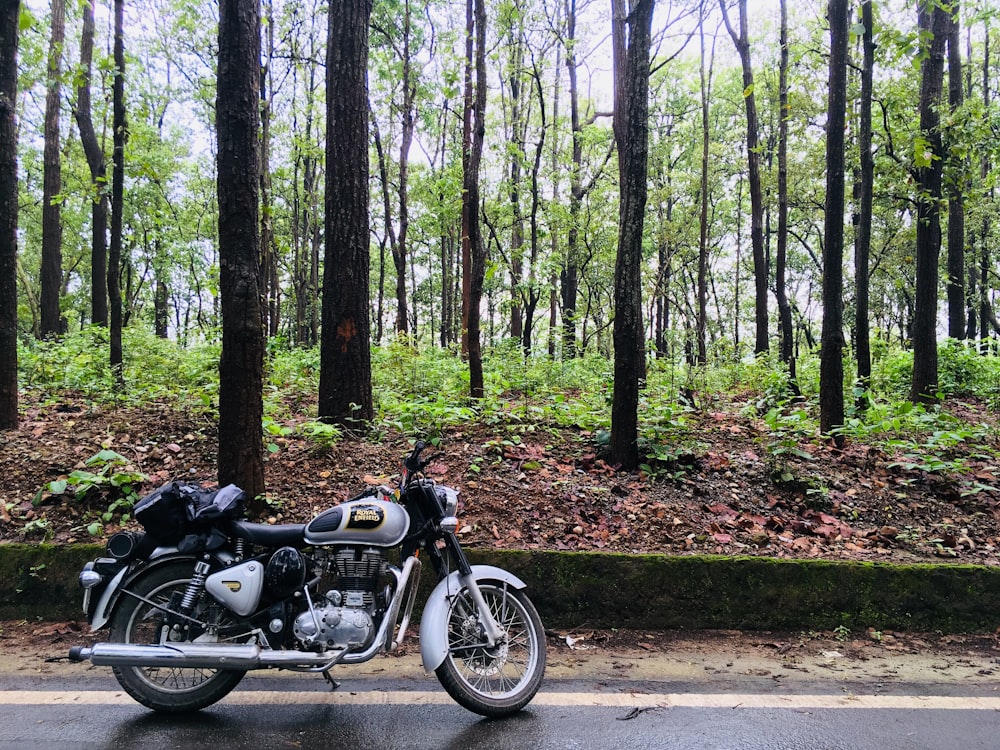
[90,550,229,630]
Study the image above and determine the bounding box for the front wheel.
[434,583,546,717]
[108,562,247,713]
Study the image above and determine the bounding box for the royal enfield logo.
[347,505,385,530]
[223,581,242,592]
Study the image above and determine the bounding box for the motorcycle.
[69,441,546,717]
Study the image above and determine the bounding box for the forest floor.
[2,391,1000,568]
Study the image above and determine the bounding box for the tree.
[372,0,418,337]
[776,0,795,380]
[945,2,965,340]
[819,0,848,435]
[0,0,19,430]
[109,0,126,377]
[217,0,265,501]
[720,0,767,355]
[609,0,654,470]
[318,0,374,423]
[460,0,488,398]
[855,0,874,394]
[73,0,109,328]
[39,0,65,338]
[910,0,949,403]
[696,7,711,366]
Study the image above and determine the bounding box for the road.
[1,630,998,749]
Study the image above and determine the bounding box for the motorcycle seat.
[227,520,308,548]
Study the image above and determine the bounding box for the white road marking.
[1,690,998,710]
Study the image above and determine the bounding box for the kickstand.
[322,670,341,691]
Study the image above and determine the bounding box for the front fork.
[432,533,506,647]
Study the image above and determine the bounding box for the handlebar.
[402,440,442,484]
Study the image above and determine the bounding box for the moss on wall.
[2,543,998,633]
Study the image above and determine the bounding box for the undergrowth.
[14,330,1000,489]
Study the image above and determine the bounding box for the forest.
[2,0,1000,559]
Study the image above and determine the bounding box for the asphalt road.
[2,636,999,749]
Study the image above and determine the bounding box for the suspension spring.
[180,560,211,613]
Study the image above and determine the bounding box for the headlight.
[438,486,459,532]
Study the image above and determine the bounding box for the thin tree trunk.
[460,0,487,398]
[260,0,278,338]
[319,0,374,422]
[696,9,710,366]
[0,0,20,430]
[40,0,65,338]
[74,0,108,329]
[946,2,965,340]
[979,29,992,351]
[109,0,125,379]
[855,0,874,393]
[910,0,949,403]
[720,0,768,355]
[217,0,265,503]
[819,0,848,435]
[777,0,795,382]
[609,0,654,471]
[562,0,582,359]
[394,0,415,337]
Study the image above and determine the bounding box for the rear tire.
[109,562,246,713]
[434,583,546,717]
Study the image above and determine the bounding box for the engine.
[293,547,388,652]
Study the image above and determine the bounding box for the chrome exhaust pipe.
[69,642,345,671]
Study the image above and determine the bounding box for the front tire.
[434,583,546,717]
[108,562,246,713]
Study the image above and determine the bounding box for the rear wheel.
[434,583,546,717]
[109,562,246,713]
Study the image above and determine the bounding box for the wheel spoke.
[444,585,540,700]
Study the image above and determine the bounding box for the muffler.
[69,642,345,670]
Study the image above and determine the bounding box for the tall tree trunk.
[0,0,19,430]
[776,0,795,381]
[507,29,526,346]
[820,0,849,435]
[217,0,265,503]
[609,0,654,471]
[720,0,768,355]
[394,0,416,337]
[910,0,949,403]
[978,29,992,351]
[109,0,125,377]
[461,0,488,398]
[319,0,374,422]
[946,2,965,340]
[260,0,278,338]
[855,0,874,393]
[74,0,108,329]
[696,9,710,365]
[40,0,65,338]
[562,0,581,359]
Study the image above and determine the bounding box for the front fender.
[419,565,527,673]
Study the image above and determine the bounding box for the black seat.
[227,520,308,548]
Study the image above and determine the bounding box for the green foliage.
[43,449,146,506]
[874,340,1000,401]
[18,326,219,409]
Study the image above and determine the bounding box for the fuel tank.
[303,499,409,547]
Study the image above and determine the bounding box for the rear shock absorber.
[179,559,211,613]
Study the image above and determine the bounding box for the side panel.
[418,565,527,672]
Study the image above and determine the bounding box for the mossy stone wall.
[2,543,998,632]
